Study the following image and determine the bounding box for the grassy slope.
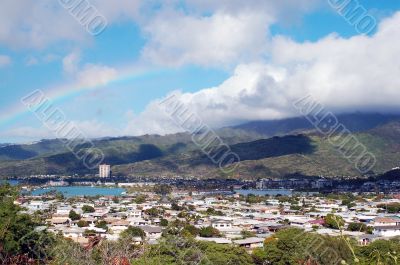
[0,122,399,178]
[113,129,400,179]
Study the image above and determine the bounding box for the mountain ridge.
[0,112,399,178]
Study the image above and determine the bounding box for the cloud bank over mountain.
[123,12,400,136]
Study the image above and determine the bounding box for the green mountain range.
[0,113,399,179]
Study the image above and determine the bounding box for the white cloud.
[140,0,321,67]
[0,55,11,67]
[268,12,400,112]
[61,49,117,88]
[76,64,118,88]
[124,11,400,135]
[141,10,271,67]
[0,0,319,68]
[0,0,143,49]
[63,50,81,74]
[123,102,182,136]
[0,1,87,49]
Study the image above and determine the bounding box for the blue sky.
[0,0,400,142]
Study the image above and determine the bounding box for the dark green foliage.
[324,214,345,229]
[0,184,55,262]
[171,202,183,211]
[347,222,368,232]
[199,226,221,238]
[377,202,400,213]
[68,210,81,221]
[120,226,146,240]
[134,194,147,204]
[230,135,316,161]
[261,228,352,265]
[83,229,97,237]
[206,207,224,216]
[356,238,400,264]
[162,220,199,238]
[132,236,254,265]
[252,247,269,265]
[0,145,38,160]
[182,225,200,237]
[95,220,108,230]
[245,194,266,204]
[154,184,172,195]
[77,220,88,227]
[145,207,164,217]
[82,205,95,213]
[160,218,169,227]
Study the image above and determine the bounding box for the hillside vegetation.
[0,113,399,178]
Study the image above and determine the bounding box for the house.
[373,217,400,227]
[128,218,150,226]
[141,226,162,239]
[211,219,232,229]
[24,201,50,212]
[128,209,142,218]
[81,217,96,226]
[56,205,73,215]
[61,227,85,239]
[373,226,400,237]
[308,219,325,228]
[233,237,264,249]
[110,220,130,234]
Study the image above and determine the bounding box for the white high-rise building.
[99,164,111,178]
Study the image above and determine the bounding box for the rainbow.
[0,65,164,128]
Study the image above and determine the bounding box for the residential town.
[16,182,400,252]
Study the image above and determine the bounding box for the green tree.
[154,184,172,195]
[263,228,353,265]
[0,184,55,262]
[145,207,164,217]
[132,237,254,265]
[69,210,81,221]
[82,205,95,213]
[95,220,108,230]
[377,202,400,213]
[356,239,400,264]
[252,247,269,265]
[160,218,169,227]
[77,220,88,227]
[199,226,220,238]
[324,214,344,229]
[134,194,147,204]
[120,226,146,240]
[83,229,96,237]
[206,207,224,216]
[171,202,183,211]
[347,222,367,232]
[182,224,200,237]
